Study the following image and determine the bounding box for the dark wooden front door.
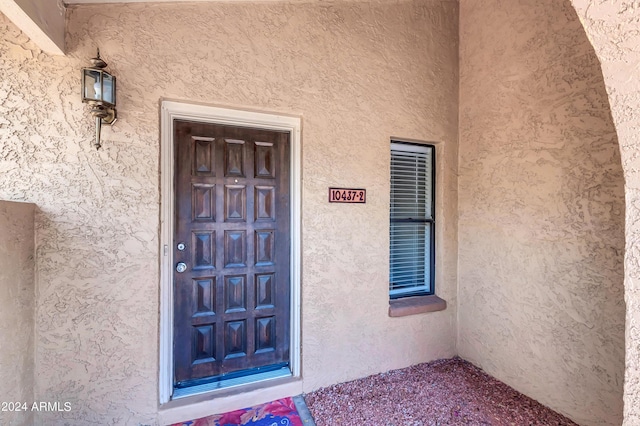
[173,120,290,386]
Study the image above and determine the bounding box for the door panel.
[173,120,290,385]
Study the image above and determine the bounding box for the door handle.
[176,262,187,273]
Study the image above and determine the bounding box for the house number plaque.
[328,187,366,204]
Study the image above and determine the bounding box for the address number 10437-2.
[328,187,366,204]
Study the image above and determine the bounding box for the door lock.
[177,242,186,251]
[176,262,187,273]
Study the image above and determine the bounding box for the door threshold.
[172,366,292,399]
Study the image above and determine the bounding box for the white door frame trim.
[159,100,302,404]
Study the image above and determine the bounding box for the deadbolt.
[176,262,187,273]
[177,242,186,251]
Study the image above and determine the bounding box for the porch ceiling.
[64,0,273,3]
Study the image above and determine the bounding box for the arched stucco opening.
[458,1,626,424]
[570,2,640,424]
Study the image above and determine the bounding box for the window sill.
[388,295,447,317]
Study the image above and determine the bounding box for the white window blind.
[389,142,434,297]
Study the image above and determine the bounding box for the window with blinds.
[389,142,435,298]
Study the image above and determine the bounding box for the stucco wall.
[458,1,625,425]
[0,0,459,423]
[569,2,640,424]
[0,201,35,426]
[0,14,160,424]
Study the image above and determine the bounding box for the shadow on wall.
[458,0,625,425]
[0,201,36,426]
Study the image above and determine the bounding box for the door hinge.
[164,245,168,256]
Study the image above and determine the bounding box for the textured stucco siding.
[0,15,160,423]
[0,201,35,426]
[569,1,640,425]
[0,1,459,423]
[458,1,625,425]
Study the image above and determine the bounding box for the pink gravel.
[304,357,578,425]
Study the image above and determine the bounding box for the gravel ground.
[305,357,578,426]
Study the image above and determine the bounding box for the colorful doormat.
[171,397,304,426]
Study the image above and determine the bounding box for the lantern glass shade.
[82,68,116,107]
[102,73,115,105]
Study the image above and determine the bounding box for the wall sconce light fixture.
[81,49,117,150]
